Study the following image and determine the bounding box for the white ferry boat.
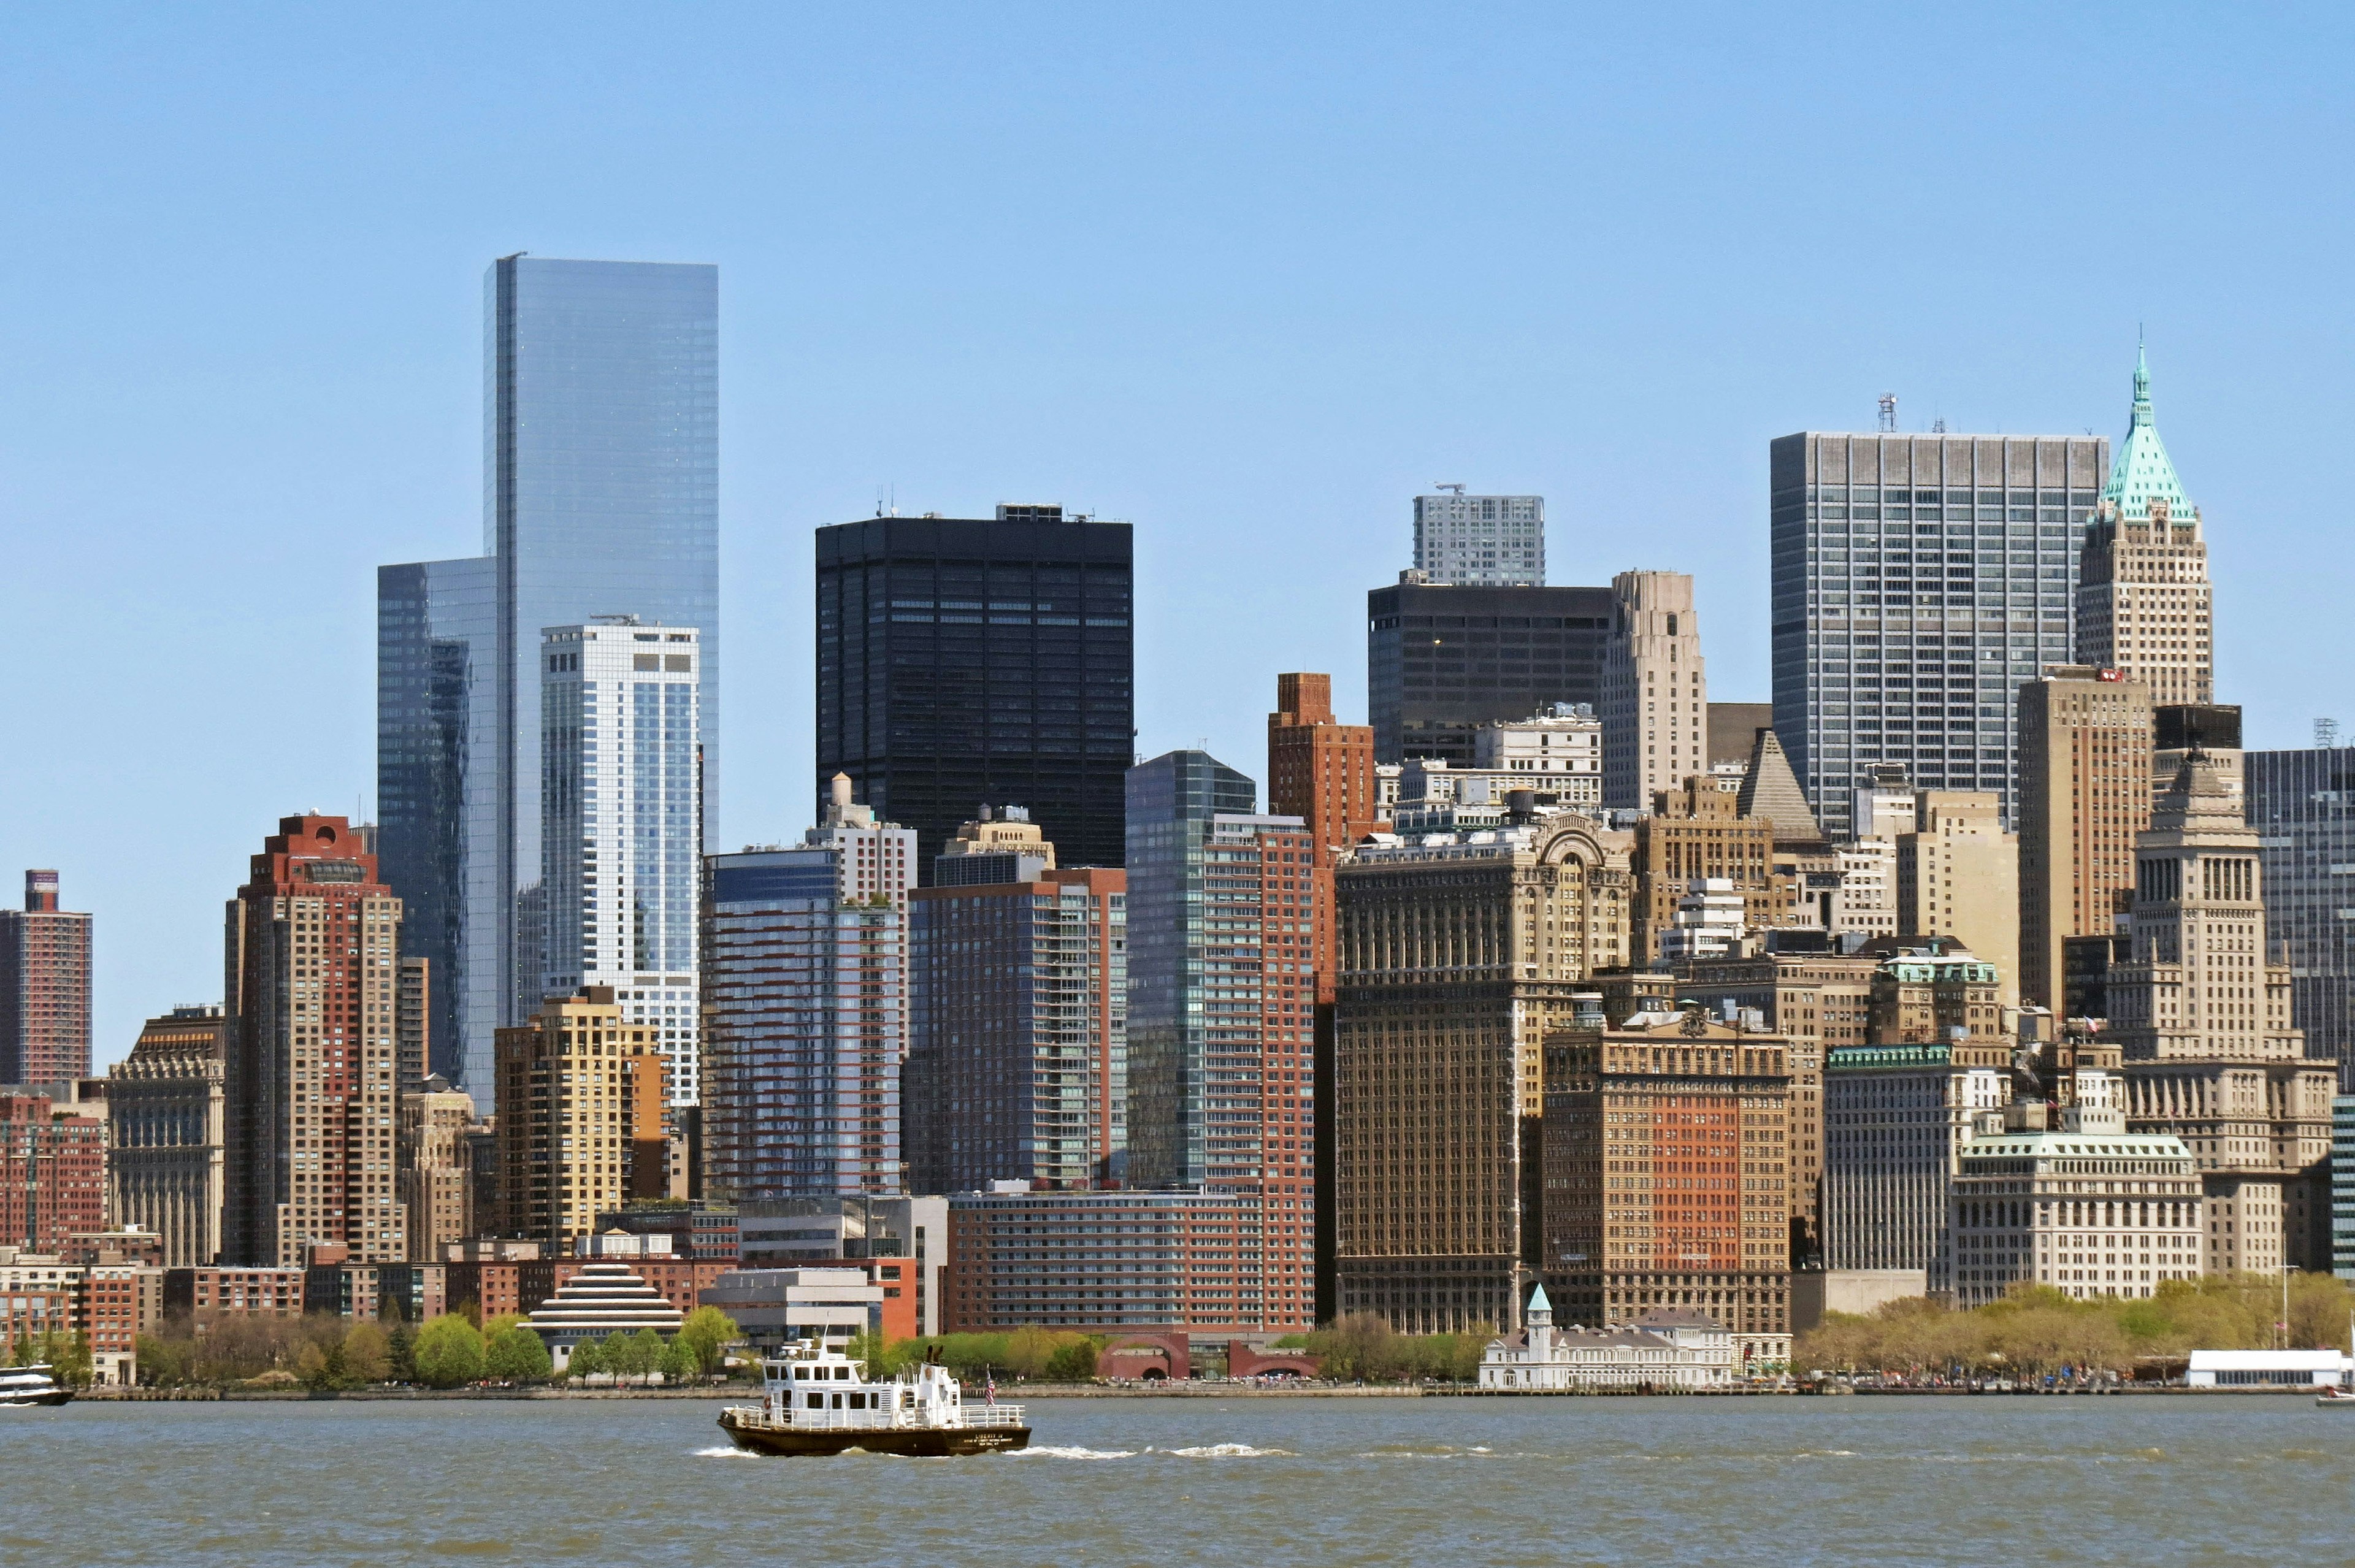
[717,1343,1028,1456]
[0,1364,72,1408]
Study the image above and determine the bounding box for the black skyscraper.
[1366,580,1615,765]
[816,506,1134,876]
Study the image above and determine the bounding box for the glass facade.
[1366,583,1613,766]
[1769,434,2109,836]
[380,256,717,1098]
[2248,748,2355,1091]
[815,508,1132,877]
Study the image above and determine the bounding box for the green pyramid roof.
[2102,346,2195,522]
[1527,1282,1552,1314]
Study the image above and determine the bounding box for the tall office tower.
[399,1074,477,1262]
[494,989,668,1248]
[1333,811,1632,1333]
[702,845,908,1203]
[1601,571,1708,811]
[105,1004,229,1267]
[1895,792,2020,1005]
[394,957,431,1088]
[1,870,93,1084]
[221,816,410,1269]
[907,859,1127,1194]
[815,507,1133,878]
[2248,746,2355,1089]
[1631,778,1788,963]
[538,620,703,1105]
[2112,755,2338,1271]
[1266,673,1378,1016]
[1822,1030,2013,1294]
[2075,350,2213,706]
[1771,430,2110,837]
[1124,751,1315,1332]
[2017,669,2154,1011]
[1541,1011,1795,1366]
[1411,490,1545,586]
[933,806,1055,886]
[378,256,718,1098]
[1368,579,1615,766]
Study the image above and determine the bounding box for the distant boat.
[718,1344,1028,1457]
[0,1365,73,1409]
[2315,1385,2355,1409]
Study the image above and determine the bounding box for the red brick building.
[0,870,93,1085]
[0,1092,106,1251]
[1266,673,1378,1004]
[163,1266,306,1326]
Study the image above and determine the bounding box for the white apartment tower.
[539,619,703,1106]
[2075,350,2214,707]
[1602,571,1707,811]
[1412,490,1544,586]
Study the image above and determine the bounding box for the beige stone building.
[399,1074,478,1262]
[2074,349,2213,708]
[494,989,670,1248]
[1631,778,1791,963]
[2016,668,2153,1011]
[1333,811,1631,1333]
[1896,792,2019,1006]
[2109,756,2337,1272]
[105,1004,228,1268]
[1602,571,1707,813]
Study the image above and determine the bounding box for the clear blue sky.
[3,4,2348,1065]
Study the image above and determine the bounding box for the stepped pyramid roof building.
[1736,729,1824,848]
[521,1251,685,1366]
[2075,348,2215,707]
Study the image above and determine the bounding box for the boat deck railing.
[729,1401,1028,1432]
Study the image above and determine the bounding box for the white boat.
[717,1343,1029,1456]
[0,1365,72,1408]
[2315,1385,2355,1408]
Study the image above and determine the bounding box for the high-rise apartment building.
[1540,1009,1795,1366]
[1601,572,1708,811]
[1896,792,2020,1004]
[395,957,431,1088]
[1411,490,1545,587]
[0,1091,105,1252]
[815,507,1133,878]
[907,859,1126,1194]
[2075,351,2213,707]
[1266,673,1378,1020]
[1333,811,1632,1333]
[701,840,909,1203]
[1368,580,1615,766]
[1124,751,1316,1332]
[1,870,92,1085]
[221,816,410,1269]
[106,1004,229,1268]
[399,1075,478,1263]
[2111,755,2338,1272]
[1771,430,2110,836]
[378,256,718,1096]
[2248,746,2355,1090]
[494,989,668,1247]
[538,620,703,1104]
[2017,668,2153,1011]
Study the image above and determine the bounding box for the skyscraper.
[2016,668,2153,1011]
[2248,746,2355,1090]
[815,506,1133,878]
[2075,350,2214,706]
[1367,580,1615,765]
[538,619,703,1104]
[1266,673,1377,1019]
[106,1004,229,1268]
[2111,756,2337,1272]
[1124,750,1316,1331]
[221,816,409,1269]
[379,256,718,1096]
[1771,430,2110,837]
[1411,490,1545,586]
[1,870,92,1085]
[1601,571,1709,811]
[1896,792,2020,1006]
[494,989,668,1247]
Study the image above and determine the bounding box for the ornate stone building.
[2074,348,2213,709]
[2109,756,2336,1272]
[106,1004,229,1268]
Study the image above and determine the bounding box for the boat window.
[806,1393,822,1409]
[831,1393,843,1409]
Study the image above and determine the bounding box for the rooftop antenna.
[2317,717,2340,750]
[1877,394,1897,433]
[875,486,885,518]
[1435,483,1466,495]
[1931,416,1947,434]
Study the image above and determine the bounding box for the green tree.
[386,1320,417,1383]
[480,1312,525,1344]
[677,1306,737,1375]
[612,1326,665,1382]
[657,1335,697,1383]
[136,1332,189,1388]
[1043,1337,1099,1382]
[48,1330,95,1389]
[565,1335,608,1379]
[342,1321,391,1385]
[295,1339,344,1391]
[1309,1312,1403,1382]
[1003,1325,1055,1380]
[484,1326,554,1382]
[413,1313,486,1388]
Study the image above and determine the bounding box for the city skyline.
[6,9,2352,1064]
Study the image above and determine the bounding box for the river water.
[10,1394,2348,1567]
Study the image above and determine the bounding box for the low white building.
[1656,878,1747,963]
[1479,1287,1736,1391]
[699,1266,887,1353]
[2186,1350,2352,1388]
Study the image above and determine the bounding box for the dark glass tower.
[379,256,718,1095]
[1366,581,1613,765]
[2248,746,2355,1091]
[816,507,1133,876]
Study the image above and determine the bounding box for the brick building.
[163,1265,306,1326]
[0,1090,106,1252]
[1,870,93,1085]
[495,990,670,1248]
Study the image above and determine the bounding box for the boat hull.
[0,1391,73,1408]
[718,1407,1028,1457]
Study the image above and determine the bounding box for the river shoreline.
[69,1381,2326,1402]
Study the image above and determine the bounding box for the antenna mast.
[1877,394,1897,433]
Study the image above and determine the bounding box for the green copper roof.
[2101,345,2195,521]
[1528,1282,1552,1314]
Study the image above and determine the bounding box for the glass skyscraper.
[2247,746,2355,1092]
[380,256,718,1095]
[1770,432,2108,837]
